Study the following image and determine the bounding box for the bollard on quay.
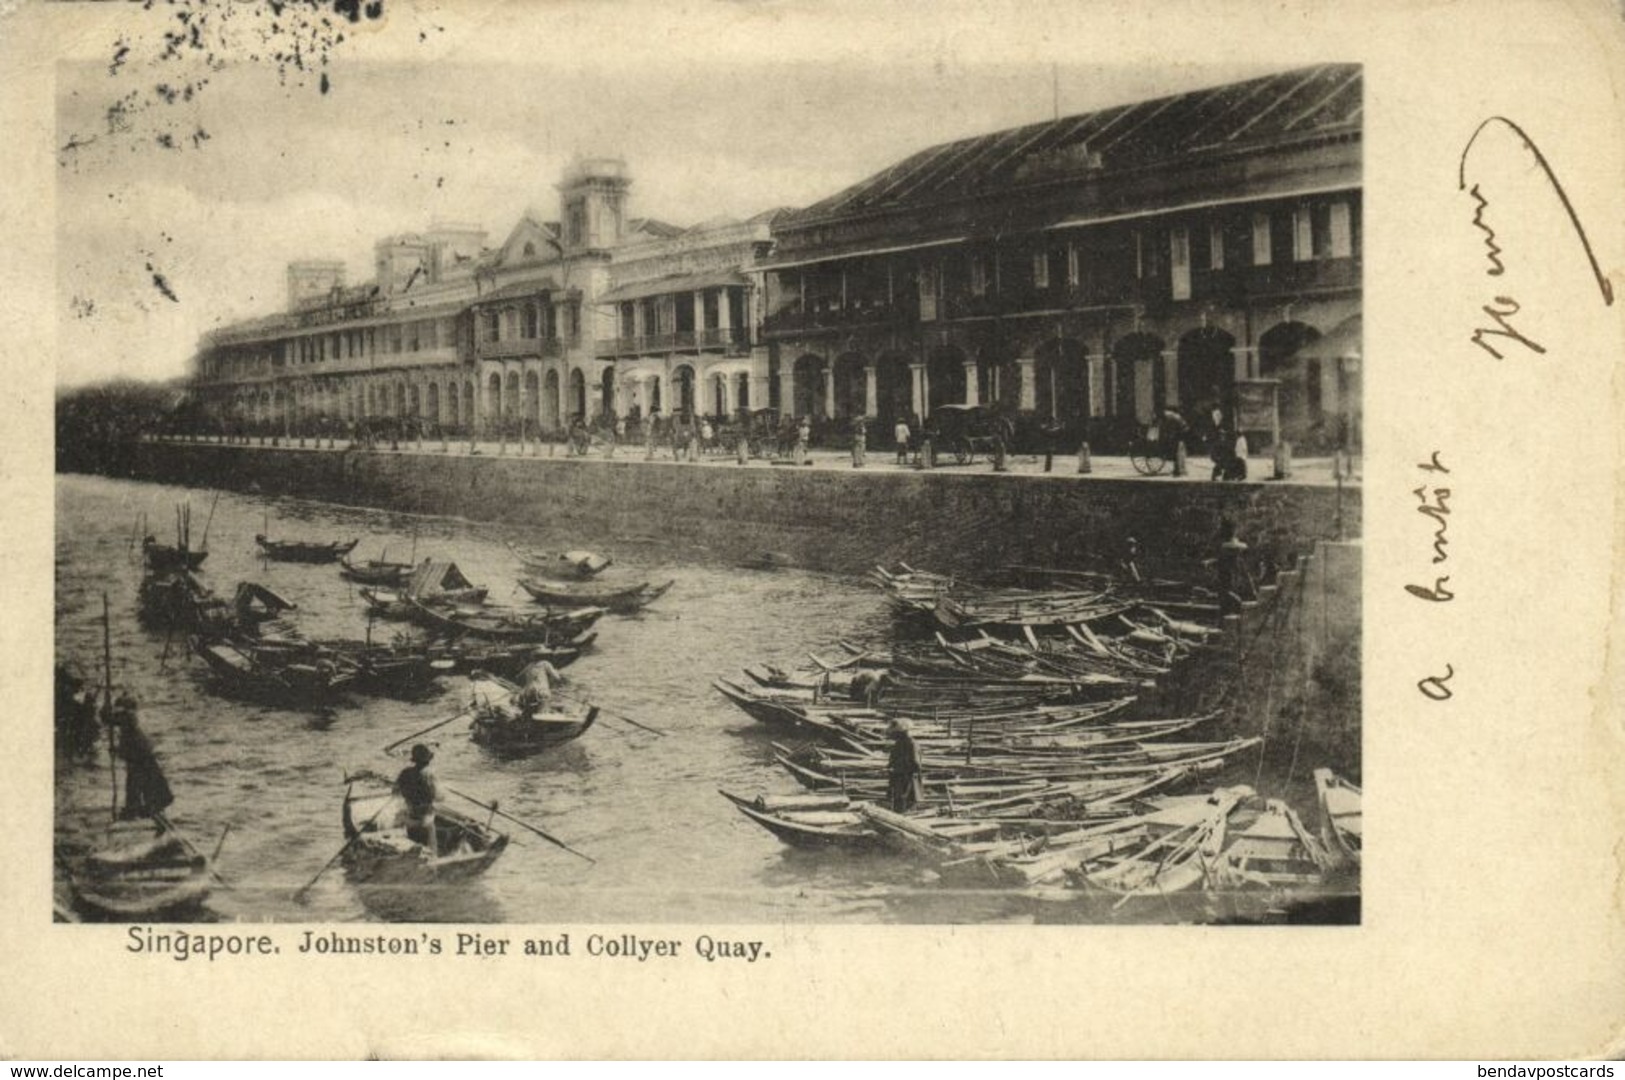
[1273,440,1293,480]
[1076,441,1091,475]
[1173,440,1187,477]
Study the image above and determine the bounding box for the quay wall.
[115,441,1362,580]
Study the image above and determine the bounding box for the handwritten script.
[1457,116,1614,360]
[1408,453,1455,700]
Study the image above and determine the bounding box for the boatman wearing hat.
[396,744,440,858]
[887,718,923,813]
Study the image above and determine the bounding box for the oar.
[447,787,594,864]
[546,690,667,737]
[198,490,221,553]
[294,787,384,902]
[590,704,668,737]
[380,703,482,755]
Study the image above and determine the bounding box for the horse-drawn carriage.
[927,404,1014,464]
[714,408,790,459]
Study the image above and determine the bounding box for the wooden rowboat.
[340,788,509,886]
[506,542,613,579]
[1313,768,1362,868]
[405,595,604,644]
[192,637,356,703]
[517,576,674,613]
[142,537,208,573]
[70,818,214,920]
[717,790,880,851]
[255,535,359,563]
[340,553,416,586]
[469,698,600,755]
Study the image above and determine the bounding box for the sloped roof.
[792,64,1360,224]
[628,217,685,239]
[597,268,752,305]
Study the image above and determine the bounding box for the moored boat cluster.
[61,504,669,920]
[717,563,1361,914]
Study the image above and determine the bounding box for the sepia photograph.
[51,5,1363,929]
[7,0,1624,1060]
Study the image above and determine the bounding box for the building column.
[1232,345,1258,381]
[1088,354,1106,418]
[751,369,770,413]
[719,372,735,416]
[962,360,980,406]
[1016,357,1037,411]
[910,362,927,419]
[718,288,733,343]
[777,354,794,416]
[823,361,836,418]
[864,364,878,419]
[1161,349,1179,406]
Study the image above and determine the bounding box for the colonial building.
[190,65,1359,452]
[760,63,1361,450]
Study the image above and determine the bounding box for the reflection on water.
[54,473,1340,926]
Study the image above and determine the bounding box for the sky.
[52,0,1281,388]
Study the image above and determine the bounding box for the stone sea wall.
[117,441,1361,581]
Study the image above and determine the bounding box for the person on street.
[893,417,911,466]
[851,416,867,468]
[395,744,440,858]
[644,409,660,460]
[887,718,923,813]
[796,416,811,464]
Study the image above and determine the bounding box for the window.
[1066,242,1080,287]
[1134,230,1144,279]
[1032,251,1049,289]
[1209,223,1225,271]
[1329,201,1353,258]
[566,201,586,247]
[1170,227,1191,301]
[1293,206,1313,262]
[523,241,536,258]
[969,254,989,297]
[1251,213,1272,266]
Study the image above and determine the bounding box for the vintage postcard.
[3,0,1623,1060]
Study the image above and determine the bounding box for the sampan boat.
[70,819,214,920]
[405,595,604,643]
[517,576,673,613]
[340,787,509,886]
[142,536,208,574]
[255,535,359,564]
[717,790,880,851]
[469,697,600,755]
[192,636,356,703]
[1313,768,1362,869]
[340,552,416,586]
[506,542,612,580]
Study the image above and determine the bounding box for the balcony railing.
[594,327,751,356]
[761,303,912,336]
[475,337,565,360]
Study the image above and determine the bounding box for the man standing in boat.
[887,718,922,813]
[395,744,440,859]
[112,693,175,821]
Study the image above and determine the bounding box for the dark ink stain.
[320,71,330,95]
[145,263,180,304]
